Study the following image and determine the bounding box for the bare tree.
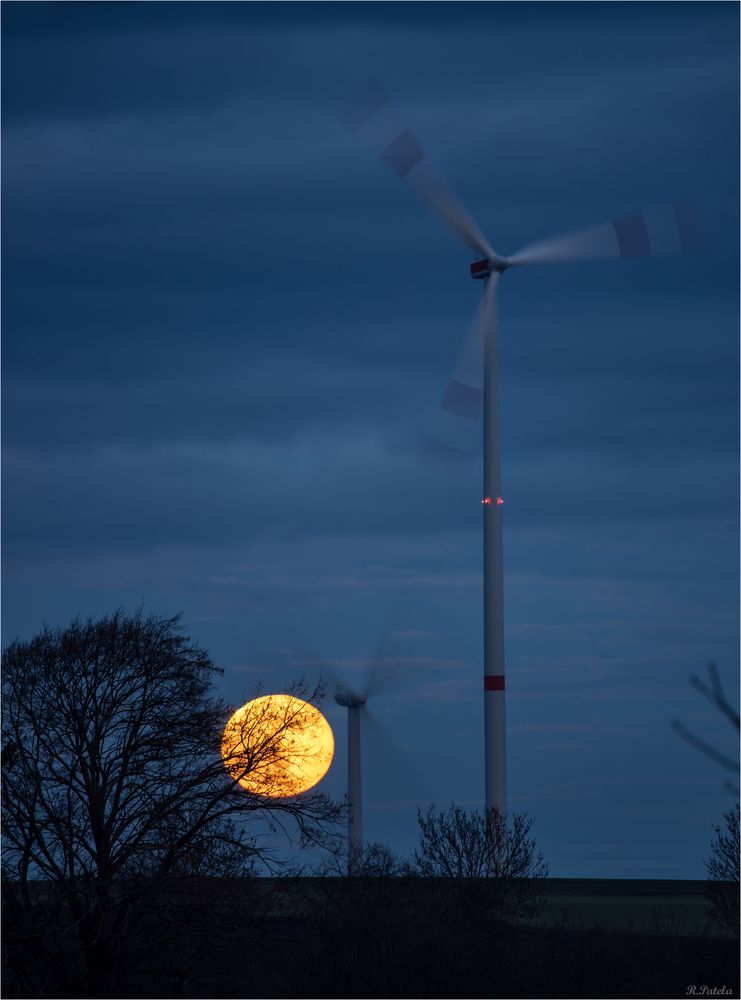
[311,838,403,878]
[411,803,548,879]
[671,662,739,795]
[1,609,341,998]
[407,803,549,923]
[669,664,739,933]
[706,803,740,931]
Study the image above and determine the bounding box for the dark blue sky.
[3,1,738,877]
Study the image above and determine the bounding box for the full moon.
[221,694,334,798]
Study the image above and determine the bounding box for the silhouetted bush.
[404,802,549,925]
[706,803,740,931]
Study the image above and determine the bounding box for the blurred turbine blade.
[272,627,345,700]
[427,275,497,459]
[364,651,401,700]
[360,611,407,698]
[338,77,496,260]
[407,162,496,261]
[336,77,388,133]
[509,201,703,266]
[363,706,434,804]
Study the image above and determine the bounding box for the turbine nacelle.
[334,687,368,708]
[470,255,509,279]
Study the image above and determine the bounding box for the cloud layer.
[3,2,738,876]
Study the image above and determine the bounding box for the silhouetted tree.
[411,803,548,878]
[706,803,740,930]
[1,610,341,998]
[314,839,404,878]
[289,839,408,935]
[670,663,739,932]
[407,803,549,923]
[671,662,739,795]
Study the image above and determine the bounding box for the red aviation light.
[496,496,504,505]
[481,496,504,505]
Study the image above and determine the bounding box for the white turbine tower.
[340,80,700,818]
[334,684,367,857]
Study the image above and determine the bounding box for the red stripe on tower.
[484,675,505,691]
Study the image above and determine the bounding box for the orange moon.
[221,694,334,798]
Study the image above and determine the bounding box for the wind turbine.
[324,630,424,864]
[334,684,367,858]
[339,79,700,818]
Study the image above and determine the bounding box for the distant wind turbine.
[329,637,405,861]
[339,79,701,818]
[334,684,367,855]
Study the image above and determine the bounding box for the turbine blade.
[408,165,496,261]
[427,276,497,458]
[509,201,703,266]
[361,612,408,698]
[338,78,496,260]
[276,625,408,705]
[355,608,438,700]
[363,706,434,804]
[307,658,346,702]
[364,652,402,700]
[267,628,345,700]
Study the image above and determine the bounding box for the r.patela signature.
[686,987,734,997]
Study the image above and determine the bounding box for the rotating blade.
[270,628,347,704]
[338,78,496,260]
[324,659,365,708]
[362,704,434,805]
[279,625,406,707]
[427,275,497,459]
[509,201,702,267]
[358,613,406,699]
